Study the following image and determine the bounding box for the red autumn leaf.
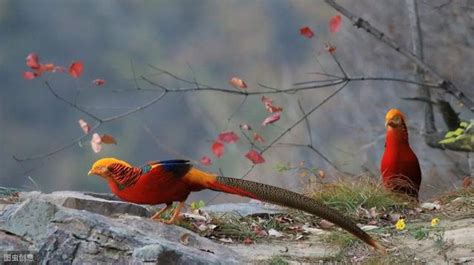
[261,96,282,113]
[240,124,252,131]
[92,79,106,86]
[41,63,55,72]
[299,26,314,38]
[325,44,336,54]
[101,134,117,144]
[218,131,240,144]
[23,71,38,80]
[253,132,265,143]
[26,53,40,69]
[200,156,212,166]
[329,15,342,33]
[91,133,102,153]
[78,119,90,134]
[245,150,265,164]
[262,112,281,126]
[211,141,225,158]
[69,61,84,78]
[229,77,247,89]
[265,104,283,113]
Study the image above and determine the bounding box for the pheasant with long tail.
[88,157,385,252]
[381,109,422,199]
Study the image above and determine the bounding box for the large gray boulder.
[0,192,242,264]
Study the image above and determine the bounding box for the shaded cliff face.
[1,1,472,201]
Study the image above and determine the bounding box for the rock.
[19,191,151,218]
[201,202,285,217]
[0,198,242,264]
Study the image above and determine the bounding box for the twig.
[130,59,141,90]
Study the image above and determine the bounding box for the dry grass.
[307,176,415,220]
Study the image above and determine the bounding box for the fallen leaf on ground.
[420,202,441,210]
[219,238,233,243]
[319,220,335,229]
[242,238,253,245]
[361,225,379,231]
[179,233,190,245]
[268,228,283,238]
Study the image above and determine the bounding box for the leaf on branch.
[329,14,342,33]
[200,156,212,166]
[325,43,336,54]
[262,112,281,126]
[26,53,40,69]
[101,134,117,144]
[218,131,240,144]
[91,133,102,153]
[240,124,252,131]
[253,132,265,143]
[211,141,224,158]
[92,79,106,86]
[261,96,283,113]
[23,71,38,80]
[229,77,247,89]
[69,61,84,78]
[245,150,265,164]
[78,119,90,134]
[299,26,314,38]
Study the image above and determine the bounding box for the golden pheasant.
[381,109,422,199]
[88,158,385,252]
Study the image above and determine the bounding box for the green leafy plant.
[439,120,474,151]
[190,200,206,210]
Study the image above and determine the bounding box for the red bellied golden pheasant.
[381,109,422,200]
[88,158,385,252]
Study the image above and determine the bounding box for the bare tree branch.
[323,0,474,111]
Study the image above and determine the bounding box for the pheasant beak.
[87,169,94,176]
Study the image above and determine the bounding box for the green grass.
[308,176,414,219]
[322,229,359,249]
[265,256,289,265]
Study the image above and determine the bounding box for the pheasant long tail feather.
[207,176,386,253]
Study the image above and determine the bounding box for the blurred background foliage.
[1,0,472,203]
